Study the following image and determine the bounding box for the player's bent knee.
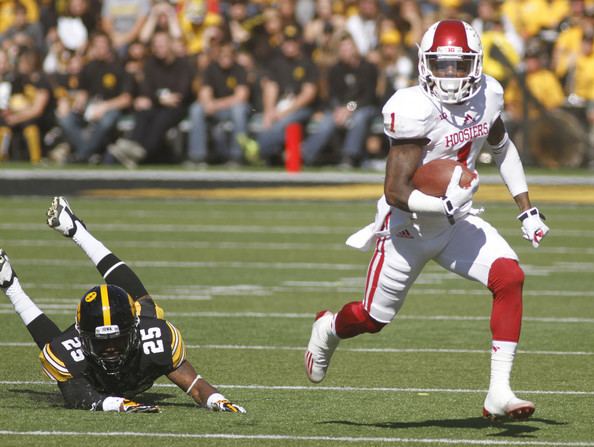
[335,301,386,338]
[365,316,386,333]
[488,258,524,295]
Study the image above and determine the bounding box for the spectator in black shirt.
[109,30,193,168]
[0,48,53,163]
[301,34,378,167]
[58,31,132,163]
[187,42,251,165]
[255,24,318,165]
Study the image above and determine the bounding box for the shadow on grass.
[7,388,63,408]
[8,389,197,409]
[321,417,566,438]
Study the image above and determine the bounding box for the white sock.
[72,223,111,266]
[4,277,42,325]
[488,340,517,397]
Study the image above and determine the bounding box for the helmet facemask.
[420,51,481,104]
[79,321,139,375]
[418,20,483,104]
[75,284,140,376]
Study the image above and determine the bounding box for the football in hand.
[412,159,474,197]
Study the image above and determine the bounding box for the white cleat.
[0,249,16,288]
[46,196,84,237]
[483,392,535,421]
[305,311,340,383]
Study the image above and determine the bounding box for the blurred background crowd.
[1,0,593,169]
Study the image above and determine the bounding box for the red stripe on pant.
[334,214,390,339]
[363,212,390,313]
[364,237,386,313]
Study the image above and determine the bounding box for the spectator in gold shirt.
[504,44,566,121]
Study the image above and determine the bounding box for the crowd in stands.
[1,0,593,169]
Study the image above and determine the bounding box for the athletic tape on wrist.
[185,375,202,394]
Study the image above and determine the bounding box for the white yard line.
[3,258,594,278]
[0,258,364,271]
[6,238,594,256]
[2,222,594,238]
[1,380,593,397]
[0,431,592,446]
[1,308,593,323]
[4,281,594,299]
[1,341,591,356]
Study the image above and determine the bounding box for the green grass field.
[0,195,593,446]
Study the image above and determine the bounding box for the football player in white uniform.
[305,20,549,420]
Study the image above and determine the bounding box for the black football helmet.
[76,284,139,375]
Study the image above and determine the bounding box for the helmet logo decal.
[100,284,111,326]
[84,291,97,302]
[95,324,121,337]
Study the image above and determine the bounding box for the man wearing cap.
[301,34,378,167]
[254,24,318,165]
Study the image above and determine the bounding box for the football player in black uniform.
[0,197,245,414]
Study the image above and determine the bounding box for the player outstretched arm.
[486,117,550,247]
[46,196,163,317]
[56,378,159,413]
[167,360,246,413]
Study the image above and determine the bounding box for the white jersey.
[347,76,518,324]
[381,74,503,170]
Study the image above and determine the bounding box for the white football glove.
[98,396,160,413]
[206,393,246,414]
[518,207,549,248]
[442,166,479,219]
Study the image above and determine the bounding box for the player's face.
[90,335,129,359]
[85,330,137,374]
[428,56,473,78]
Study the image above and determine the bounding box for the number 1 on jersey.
[457,141,472,166]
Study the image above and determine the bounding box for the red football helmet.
[418,20,483,104]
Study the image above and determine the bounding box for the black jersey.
[203,62,248,99]
[39,304,185,398]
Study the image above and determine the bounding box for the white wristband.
[407,189,446,214]
[102,396,125,412]
[206,392,226,409]
[185,375,202,394]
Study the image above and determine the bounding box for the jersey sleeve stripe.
[166,321,186,368]
[39,349,72,382]
[42,344,68,371]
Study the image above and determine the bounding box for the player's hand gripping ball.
[412,159,475,197]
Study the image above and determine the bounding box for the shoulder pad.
[165,321,186,369]
[382,87,435,140]
[135,297,165,320]
[484,74,504,112]
[39,344,73,382]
